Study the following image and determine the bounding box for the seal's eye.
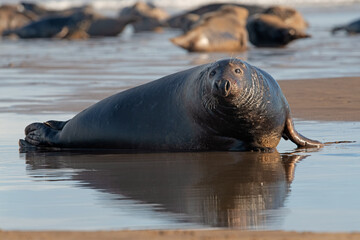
[235,68,242,74]
[209,70,216,77]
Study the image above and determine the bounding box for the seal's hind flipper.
[283,116,323,148]
[23,122,60,147]
[331,26,344,35]
[44,120,69,130]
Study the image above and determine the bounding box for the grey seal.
[263,5,309,31]
[246,13,310,47]
[332,18,360,35]
[167,3,265,29]
[20,58,323,151]
[4,10,135,39]
[0,4,35,35]
[3,10,95,39]
[170,6,248,52]
[119,1,168,32]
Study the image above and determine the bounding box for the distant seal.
[263,5,309,31]
[176,13,201,33]
[170,6,248,52]
[119,2,168,32]
[86,16,137,37]
[167,3,265,29]
[332,18,360,35]
[0,4,35,35]
[20,2,94,19]
[246,14,310,47]
[4,11,95,39]
[3,8,134,39]
[20,59,323,152]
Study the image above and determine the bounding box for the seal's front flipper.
[23,122,60,147]
[283,117,323,148]
[19,139,37,150]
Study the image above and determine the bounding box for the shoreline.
[1,230,360,240]
[4,76,359,122]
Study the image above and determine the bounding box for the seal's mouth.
[214,78,231,97]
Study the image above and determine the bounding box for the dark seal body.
[167,3,265,29]
[119,1,169,32]
[332,18,360,35]
[20,59,322,151]
[246,14,310,47]
[5,10,96,39]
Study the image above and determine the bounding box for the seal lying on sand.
[19,2,94,19]
[170,6,249,52]
[20,59,323,152]
[4,10,136,39]
[247,13,310,47]
[119,1,168,32]
[3,10,95,39]
[167,3,265,29]
[85,16,137,37]
[263,5,309,32]
[332,18,360,35]
[0,4,36,35]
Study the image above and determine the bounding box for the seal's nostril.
[213,79,231,97]
[224,80,231,93]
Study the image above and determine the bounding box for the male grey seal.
[20,59,323,152]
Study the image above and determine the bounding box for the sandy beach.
[1,229,360,240]
[279,77,360,122]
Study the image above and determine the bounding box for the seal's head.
[193,58,322,151]
[208,59,246,99]
[205,58,270,109]
[199,58,289,150]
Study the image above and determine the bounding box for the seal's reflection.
[22,151,304,229]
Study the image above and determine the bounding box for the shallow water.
[1,118,359,231]
[0,4,360,231]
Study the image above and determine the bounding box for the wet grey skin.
[332,18,360,35]
[20,59,323,152]
[4,11,93,38]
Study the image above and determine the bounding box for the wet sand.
[279,77,360,121]
[7,76,359,122]
[1,230,360,240]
